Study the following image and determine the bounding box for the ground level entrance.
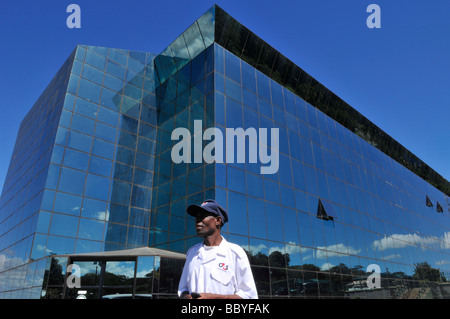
[41,247,186,299]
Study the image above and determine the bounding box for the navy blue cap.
[187,199,228,225]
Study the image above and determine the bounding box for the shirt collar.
[198,236,227,262]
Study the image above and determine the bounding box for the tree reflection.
[413,262,445,282]
[243,248,447,298]
[42,252,447,299]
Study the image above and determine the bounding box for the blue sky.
[0,0,449,194]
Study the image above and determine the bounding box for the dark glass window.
[317,199,337,221]
[426,195,433,207]
[436,201,443,213]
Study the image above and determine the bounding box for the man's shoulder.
[186,243,203,255]
[186,242,202,256]
[223,240,248,259]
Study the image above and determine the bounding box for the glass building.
[1,5,450,299]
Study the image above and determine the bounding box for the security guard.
[178,199,258,299]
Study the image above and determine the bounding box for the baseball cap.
[187,199,228,225]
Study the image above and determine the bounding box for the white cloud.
[0,254,25,272]
[320,262,335,271]
[382,254,401,260]
[372,233,436,251]
[249,243,268,255]
[249,241,310,257]
[436,260,450,266]
[442,232,450,250]
[316,243,361,258]
[0,254,34,290]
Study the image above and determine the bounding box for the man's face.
[195,212,220,237]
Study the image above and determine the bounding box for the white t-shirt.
[177,237,258,299]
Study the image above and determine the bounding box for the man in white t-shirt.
[178,199,258,299]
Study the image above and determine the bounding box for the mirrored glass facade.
[1,5,449,299]
[211,42,450,298]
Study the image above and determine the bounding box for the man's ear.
[216,216,222,229]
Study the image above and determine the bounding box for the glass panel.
[266,203,284,243]
[270,268,288,296]
[157,258,185,296]
[264,178,280,204]
[104,261,135,287]
[46,235,76,256]
[227,166,245,194]
[100,87,122,111]
[51,145,65,165]
[82,64,104,85]
[67,74,79,95]
[84,173,110,201]
[74,98,98,119]
[249,238,268,266]
[241,61,256,93]
[190,50,206,85]
[81,197,108,220]
[88,156,113,177]
[247,197,266,239]
[135,256,155,295]
[77,261,102,286]
[49,213,79,237]
[66,130,93,153]
[97,105,119,126]
[103,73,124,92]
[256,71,271,101]
[85,50,106,70]
[63,148,90,171]
[110,180,132,205]
[95,122,117,143]
[58,167,86,196]
[183,21,206,60]
[197,6,215,48]
[53,192,82,216]
[77,218,105,241]
[36,211,51,233]
[108,49,127,66]
[77,78,102,103]
[282,208,299,245]
[227,191,248,236]
[46,257,68,288]
[91,138,115,160]
[45,164,61,190]
[127,226,149,246]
